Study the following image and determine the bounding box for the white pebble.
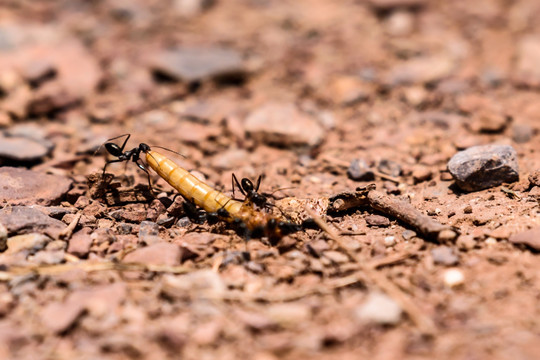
[384,236,396,247]
[443,268,464,288]
[355,292,402,325]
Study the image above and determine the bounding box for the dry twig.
[305,206,436,335]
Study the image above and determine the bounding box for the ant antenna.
[148,145,186,158]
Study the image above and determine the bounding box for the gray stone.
[378,159,402,177]
[0,135,50,162]
[347,159,374,181]
[149,47,245,83]
[447,144,519,192]
[430,246,459,266]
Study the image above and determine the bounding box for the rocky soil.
[0,0,539,359]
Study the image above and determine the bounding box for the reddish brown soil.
[0,1,540,359]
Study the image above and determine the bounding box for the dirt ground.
[0,0,540,359]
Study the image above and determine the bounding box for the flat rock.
[386,55,455,85]
[0,135,50,162]
[5,233,49,255]
[67,228,93,257]
[0,167,72,205]
[514,36,540,88]
[355,292,402,325]
[40,283,127,334]
[447,144,519,192]
[5,123,54,150]
[244,103,324,147]
[0,206,66,238]
[148,47,245,82]
[509,227,540,251]
[123,242,181,266]
[0,40,102,114]
[40,299,85,334]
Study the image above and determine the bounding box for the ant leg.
[232,173,246,198]
[135,160,154,192]
[182,200,206,224]
[107,134,131,151]
[102,158,125,176]
[254,174,263,192]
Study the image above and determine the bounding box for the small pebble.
[348,159,375,181]
[447,144,519,192]
[365,214,391,227]
[431,246,459,266]
[512,124,534,143]
[443,268,465,288]
[384,236,396,247]
[528,170,540,187]
[401,230,416,240]
[378,159,402,177]
[412,166,432,184]
[355,292,402,325]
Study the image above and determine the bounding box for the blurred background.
[1,1,540,359]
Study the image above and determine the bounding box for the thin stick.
[58,213,82,240]
[305,207,436,335]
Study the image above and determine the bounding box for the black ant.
[98,134,183,190]
[99,134,153,189]
[232,174,268,209]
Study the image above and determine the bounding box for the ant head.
[139,143,151,153]
[241,178,254,192]
[104,142,123,157]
